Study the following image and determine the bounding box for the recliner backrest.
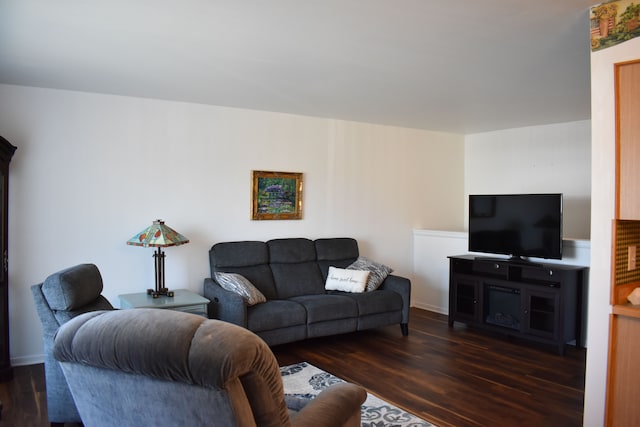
[268,238,325,298]
[209,241,279,300]
[314,238,359,281]
[209,238,363,300]
[41,263,113,324]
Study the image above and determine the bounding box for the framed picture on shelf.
[251,170,303,220]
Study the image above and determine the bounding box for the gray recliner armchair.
[53,308,367,427]
[31,263,114,426]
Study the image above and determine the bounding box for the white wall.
[584,37,640,427]
[0,84,465,365]
[410,120,592,315]
[465,121,592,240]
[412,230,467,313]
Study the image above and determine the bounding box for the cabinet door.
[0,169,7,380]
[451,276,481,323]
[607,315,640,427]
[522,287,559,340]
[617,61,640,219]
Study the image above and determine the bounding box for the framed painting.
[251,170,303,220]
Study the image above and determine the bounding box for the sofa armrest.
[379,274,411,325]
[203,278,248,327]
[290,382,367,427]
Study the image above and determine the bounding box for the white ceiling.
[0,0,595,134]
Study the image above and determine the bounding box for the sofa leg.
[400,323,408,336]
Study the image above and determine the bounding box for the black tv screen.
[468,193,563,260]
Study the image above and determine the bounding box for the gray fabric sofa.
[54,308,367,427]
[204,237,410,346]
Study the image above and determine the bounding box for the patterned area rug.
[280,362,434,427]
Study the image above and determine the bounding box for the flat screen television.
[468,193,563,260]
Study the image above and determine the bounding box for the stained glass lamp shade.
[126,220,189,297]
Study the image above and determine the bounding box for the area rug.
[280,362,434,427]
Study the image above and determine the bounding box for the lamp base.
[147,288,175,298]
[148,247,175,298]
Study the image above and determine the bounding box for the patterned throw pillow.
[347,256,393,291]
[213,272,267,306]
[325,266,369,293]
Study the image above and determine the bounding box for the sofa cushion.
[247,300,307,332]
[214,272,267,306]
[315,238,359,281]
[268,238,325,298]
[324,267,368,293]
[42,264,104,311]
[210,241,278,299]
[289,295,358,324]
[334,289,402,316]
[347,256,393,292]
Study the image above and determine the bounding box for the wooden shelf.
[612,279,640,306]
[613,303,640,318]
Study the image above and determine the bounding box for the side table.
[118,289,210,317]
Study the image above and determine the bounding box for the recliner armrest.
[203,277,249,326]
[378,274,411,324]
[290,382,367,427]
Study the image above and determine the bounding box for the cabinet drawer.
[473,260,508,278]
[450,258,473,274]
[521,266,562,283]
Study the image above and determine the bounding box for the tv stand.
[448,255,587,354]
[473,255,543,267]
[508,255,544,267]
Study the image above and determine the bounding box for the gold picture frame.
[251,170,303,220]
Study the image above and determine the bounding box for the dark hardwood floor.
[0,308,584,427]
[272,308,585,427]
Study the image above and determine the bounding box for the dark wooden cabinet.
[448,255,587,354]
[0,136,16,382]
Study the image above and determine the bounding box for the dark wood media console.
[448,255,588,354]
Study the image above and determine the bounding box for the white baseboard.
[12,353,44,366]
[411,302,448,315]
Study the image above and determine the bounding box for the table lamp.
[126,219,189,298]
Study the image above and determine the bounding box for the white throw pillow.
[214,272,267,306]
[325,266,369,293]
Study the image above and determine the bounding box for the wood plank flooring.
[0,308,584,427]
[272,308,585,427]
